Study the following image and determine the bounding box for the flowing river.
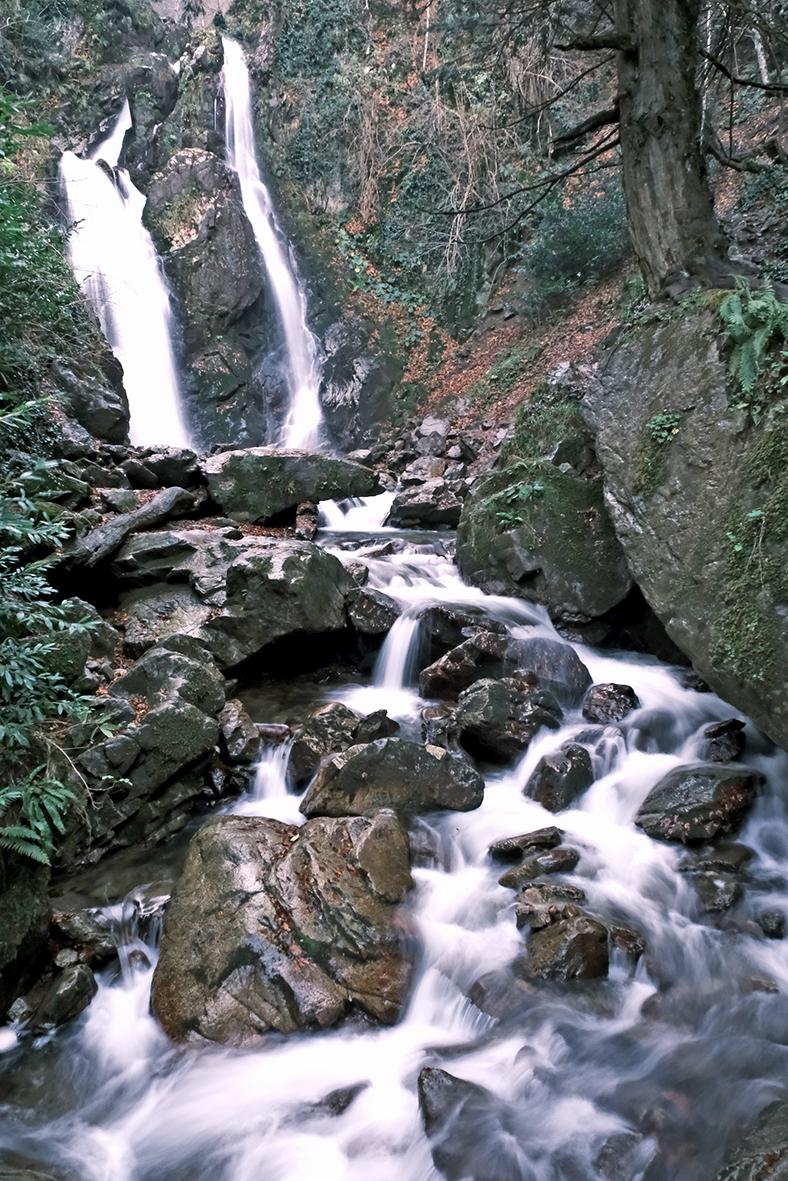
[1,499,787,1180]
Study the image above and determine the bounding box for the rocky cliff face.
[584,306,788,750]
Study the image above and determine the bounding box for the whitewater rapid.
[0,506,787,1180]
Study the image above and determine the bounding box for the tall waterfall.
[221,37,324,451]
[59,101,189,449]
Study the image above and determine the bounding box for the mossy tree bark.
[613,0,730,295]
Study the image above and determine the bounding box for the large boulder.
[198,539,353,668]
[454,676,563,763]
[151,811,413,1045]
[635,764,764,843]
[387,479,462,528]
[457,458,632,621]
[584,307,788,751]
[0,855,50,1020]
[299,738,484,817]
[200,448,380,524]
[61,486,197,570]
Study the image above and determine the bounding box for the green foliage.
[495,479,545,527]
[719,280,788,422]
[646,411,683,445]
[275,0,368,79]
[504,379,586,465]
[515,179,630,319]
[0,89,106,862]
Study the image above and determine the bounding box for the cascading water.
[59,101,190,448]
[221,37,324,451]
[2,515,788,1179]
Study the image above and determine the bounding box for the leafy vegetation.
[495,479,545,528]
[719,280,788,422]
[0,90,105,862]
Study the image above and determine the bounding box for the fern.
[0,767,77,865]
[719,280,788,421]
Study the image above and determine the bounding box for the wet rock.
[512,636,592,706]
[582,683,641,724]
[468,969,535,1019]
[354,710,399,744]
[701,718,746,763]
[298,1083,369,1120]
[523,741,594,811]
[520,914,609,982]
[595,1132,648,1180]
[686,870,742,913]
[498,846,580,889]
[199,540,353,669]
[418,1066,524,1181]
[51,909,116,963]
[635,765,764,844]
[346,587,401,635]
[289,702,362,787]
[0,1167,65,1181]
[608,925,647,960]
[151,811,413,1045]
[715,1098,788,1180]
[119,584,213,656]
[61,486,196,570]
[218,699,261,764]
[29,965,97,1031]
[300,738,484,818]
[420,603,501,654]
[488,826,563,862]
[419,631,512,700]
[756,910,786,940]
[513,880,588,930]
[113,646,225,717]
[454,676,563,763]
[457,460,632,621]
[200,448,380,523]
[387,479,462,528]
[585,308,788,751]
[692,842,755,874]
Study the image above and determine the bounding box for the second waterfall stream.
[221,36,324,451]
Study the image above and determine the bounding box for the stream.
[1,495,787,1180]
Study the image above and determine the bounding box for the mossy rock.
[585,305,788,750]
[457,458,631,621]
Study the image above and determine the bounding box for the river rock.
[582,683,641,724]
[635,764,764,843]
[715,1098,788,1180]
[523,741,594,812]
[346,587,401,635]
[701,718,747,763]
[199,539,354,668]
[0,855,50,1020]
[419,630,511,699]
[387,479,462,528]
[512,636,592,706]
[456,460,632,621]
[289,702,363,787]
[51,909,116,963]
[418,1066,525,1181]
[218,699,261,764]
[28,964,97,1031]
[151,811,413,1045]
[488,826,563,861]
[200,448,380,523]
[119,583,213,656]
[498,846,580,889]
[300,738,484,817]
[513,880,588,931]
[520,914,609,981]
[454,676,563,763]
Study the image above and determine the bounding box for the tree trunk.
[614,0,729,295]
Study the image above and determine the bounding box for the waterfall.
[59,101,189,449]
[221,36,324,452]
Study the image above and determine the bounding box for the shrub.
[516,179,630,318]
